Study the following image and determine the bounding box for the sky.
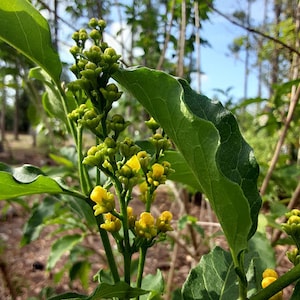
[197,0,270,102]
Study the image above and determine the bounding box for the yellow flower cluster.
[135,210,173,239]
[90,186,115,216]
[101,213,121,232]
[261,269,283,300]
[147,162,170,187]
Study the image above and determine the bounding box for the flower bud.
[145,117,160,132]
[100,213,121,232]
[156,211,173,233]
[89,18,99,28]
[90,186,115,216]
[90,29,101,42]
[135,212,157,239]
[98,19,106,29]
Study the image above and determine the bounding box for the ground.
[0,133,294,299]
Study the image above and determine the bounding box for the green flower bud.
[69,64,79,76]
[150,133,170,154]
[100,83,123,104]
[70,45,80,57]
[77,59,88,70]
[119,138,141,159]
[79,28,88,41]
[80,69,97,81]
[85,62,97,70]
[89,18,99,28]
[108,114,130,136]
[98,19,106,29]
[145,117,160,132]
[287,248,300,265]
[76,78,92,91]
[90,29,102,41]
[72,31,80,42]
[136,151,151,172]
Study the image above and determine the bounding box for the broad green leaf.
[162,150,202,191]
[88,282,148,299]
[21,196,59,245]
[47,234,83,270]
[182,247,238,299]
[114,67,262,259]
[182,246,263,299]
[0,0,61,83]
[0,163,63,200]
[136,140,201,191]
[140,270,164,300]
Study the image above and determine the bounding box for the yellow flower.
[90,186,115,216]
[126,155,141,172]
[147,163,167,187]
[152,163,164,178]
[127,206,136,229]
[156,211,173,233]
[261,269,283,300]
[263,269,278,279]
[135,212,157,239]
[100,213,121,232]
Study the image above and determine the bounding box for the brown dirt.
[0,133,294,299]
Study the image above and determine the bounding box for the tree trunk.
[13,76,19,141]
[269,0,281,95]
[0,81,6,153]
[177,0,186,77]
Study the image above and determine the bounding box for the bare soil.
[0,133,294,299]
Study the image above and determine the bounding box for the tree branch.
[207,2,300,57]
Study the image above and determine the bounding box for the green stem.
[136,246,147,289]
[119,189,132,285]
[77,125,91,194]
[95,213,120,284]
[250,263,300,300]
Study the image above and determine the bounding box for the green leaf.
[182,247,238,299]
[0,163,63,200]
[0,0,61,83]
[290,281,300,300]
[136,140,201,191]
[21,196,59,246]
[88,282,148,299]
[48,292,87,300]
[140,270,164,300]
[162,150,202,191]
[47,234,83,270]
[29,67,69,124]
[69,261,91,290]
[182,246,263,299]
[114,67,262,259]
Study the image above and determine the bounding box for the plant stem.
[96,213,120,283]
[77,125,91,195]
[136,246,147,289]
[250,263,300,300]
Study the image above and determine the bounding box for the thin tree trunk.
[194,0,201,93]
[269,0,281,95]
[260,0,300,195]
[156,0,175,70]
[13,76,19,141]
[243,0,251,100]
[0,80,6,153]
[177,0,186,77]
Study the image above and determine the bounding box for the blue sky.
[57,1,270,103]
[198,0,270,102]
